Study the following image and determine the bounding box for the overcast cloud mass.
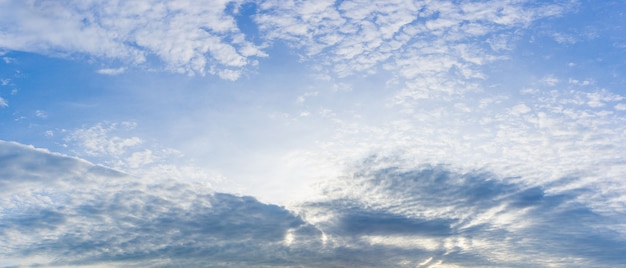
[1,0,626,267]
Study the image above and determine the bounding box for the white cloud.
[63,121,220,184]
[0,96,7,107]
[125,149,155,169]
[541,75,559,86]
[66,122,143,157]
[552,32,577,44]
[34,110,47,118]
[256,0,567,100]
[96,67,126,75]
[216,68,241,81]
[0,0,569,85]
[2,56,15,64]
[509,103,531,115]
[569,78,592,86]
[0,0,266,77]
[586,90,624,108]
[296,91,319,104]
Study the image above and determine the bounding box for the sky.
[1,0,626,267]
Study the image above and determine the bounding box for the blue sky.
[1,0,626,267]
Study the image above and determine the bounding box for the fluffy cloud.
[0,0,266,77]
[256,0,569,98]
[0,0,570,84]
[64,122,217,183]
[66,122,143,158]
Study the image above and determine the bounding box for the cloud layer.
[0,0,266,79]
[304,155,626,267]
[0,141,322,267]
[2,141,625,267]
[2,1,626,267]
[0,0,569,83]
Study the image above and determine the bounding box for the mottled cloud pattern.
[0,141,320,267]
[0,0,566,83]
[304,156,626,267]
[0,0,266,79]
[1,0,626,267]
[2,142,625,267]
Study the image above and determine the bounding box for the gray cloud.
[303,156,626,267]
[2,141,625,267]
[0,141,322,267]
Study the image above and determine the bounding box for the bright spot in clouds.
[1,0,626,267]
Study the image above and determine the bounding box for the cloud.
[509,103,531,115]
[0,140,322,267]
[541,75,560,86]
[2,141,626,267]
[0,0,570,84]
[302,156,626,267]
[256,0,570,98]
[0,0,266,77]
[34,110,47,118]
[66,122,143,157]
[63,122,219,183]
[96,67,126,75]
[1,1,625,267]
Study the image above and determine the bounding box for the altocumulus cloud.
[2,141,626,267]
[0,0,569,82]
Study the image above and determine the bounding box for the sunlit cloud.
[1,0,626,267]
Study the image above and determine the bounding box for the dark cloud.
[303,155,626,267]
[1,142,625,267]
[0,141,323,267]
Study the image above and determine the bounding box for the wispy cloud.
[66,122,143,157]
[63,121,219,184]
[96,67,126,75]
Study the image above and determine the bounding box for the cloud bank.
[0,141,320,267]
[2,141,625,267]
